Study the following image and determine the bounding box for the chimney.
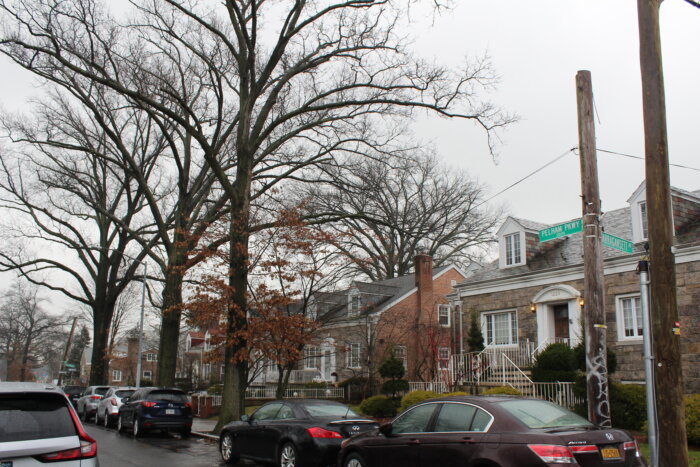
[415,254,434,322]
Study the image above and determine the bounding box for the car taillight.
[141,401,157,407]
[623,440,641,457]
[90,395,101,400]
[185,402,192,408]
[307,426,343,439]
[64,401,98,459]
[569,444,598,454]
[528,444,576,464]
[110,397,118,406]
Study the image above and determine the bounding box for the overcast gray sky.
[408,0,700,225]
[0,0,698,304]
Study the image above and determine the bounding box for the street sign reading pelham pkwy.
[538,219,583,242]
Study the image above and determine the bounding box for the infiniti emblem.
[352,425,360,431]
[605,433,614,441]
[168,403,173,408]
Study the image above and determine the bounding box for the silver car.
[95,387,136,428]
[0,381,99,466]
[76,385,111,422]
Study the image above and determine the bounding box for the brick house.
[176,329,225,388]
[450,182,700,393]
[107,337,159,385]
[305,255,467,385]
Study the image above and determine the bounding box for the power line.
[477,147,577,208]
[597,148,700,172]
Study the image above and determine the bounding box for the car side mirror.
[379,422,393,436]
[240,414,249,422]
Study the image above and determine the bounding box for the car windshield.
[148,391,188,403]
[301,402,359,418]
[0,393,77,442]
[498,399,593,429]
[115,390,135,398]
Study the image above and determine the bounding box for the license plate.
[165,409,175,415]
[1,461,13,467]
[601,447,621,459]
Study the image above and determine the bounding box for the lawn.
[639,444,700,466]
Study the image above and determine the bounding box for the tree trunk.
[276,363,294,399]
[157,244,186,386]
[89,300,116,385]
[19,328,33,382]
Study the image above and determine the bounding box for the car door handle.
[461,437,476,444]
[408,439,421,445]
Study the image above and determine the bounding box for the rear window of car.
[301,402,359,418]
[95,387,110,396]
[498,399,593,429]
[63,386,85,395]
[147,391,188,403]
[115,390,135,398]
[0,393,77,442]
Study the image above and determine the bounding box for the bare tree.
[0,0,514,426]
[0,88,162,384]
[307,152,502,280]
[0,280,65,381]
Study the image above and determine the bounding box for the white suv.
[0,382,99,466]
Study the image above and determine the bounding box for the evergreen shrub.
[359,395,399,418]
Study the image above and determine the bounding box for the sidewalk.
[192,417,218,439]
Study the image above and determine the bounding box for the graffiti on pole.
[586,329,611,428]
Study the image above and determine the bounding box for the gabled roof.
[319,264,460,322]
[460,185,700,286]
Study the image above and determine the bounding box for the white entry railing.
[506,381,582,410]
[408,381,449,393]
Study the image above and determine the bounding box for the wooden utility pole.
[57,317,78,386]
[637,1,688,465]
[576,70,611,428]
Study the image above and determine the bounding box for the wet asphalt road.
[84,424,241,467]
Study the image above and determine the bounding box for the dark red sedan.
[338,395,646,467]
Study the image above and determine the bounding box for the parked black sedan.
[117,387,193,437]
[338,395,646,467]
[219,399,378,467]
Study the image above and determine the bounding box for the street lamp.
[111,251,148,389]
[135,261,147,389]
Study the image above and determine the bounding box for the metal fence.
[408,381,449,394]
[245,386,345,400]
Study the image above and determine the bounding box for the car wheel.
[133,417,143,437]
[180,427,191,438]
[117,415,125,434]
[279,442,298,467]
[103,411,111,428]
[82,408,89,422]
[94,410,101,425]
[220,432,239,464]
[344,453,367,467]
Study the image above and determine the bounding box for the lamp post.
[135,261,147,388]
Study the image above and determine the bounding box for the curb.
[192,431,219,440]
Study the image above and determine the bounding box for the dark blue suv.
[116,387,192,437]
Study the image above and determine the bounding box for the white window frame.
[639,202,648,240]
[142,370,152,380]
[615,294,644,341]
[348,291,361,318]
[481,310,518,347]
[438,304,450,327]
[112,369,122,382]
[393,344,407,370]
[347,343,361,369]
[146,353,157,362]
[438,346,450,368]
[305,345,321,370]
[504,232,522,266]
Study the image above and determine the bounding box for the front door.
[553,304,570,341]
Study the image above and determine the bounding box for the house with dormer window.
[311,254,467,384]
[450,182,700,394]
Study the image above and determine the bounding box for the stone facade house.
[450,183,700,393]
[307,255,467,386]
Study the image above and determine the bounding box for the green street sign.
[538,219,582,242]
[602,232,633,253]
[64,363,76,369]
